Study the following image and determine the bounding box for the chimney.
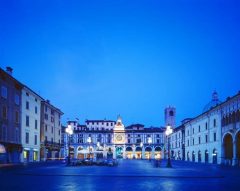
[6,67,13,76]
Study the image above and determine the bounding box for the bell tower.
[164,106,176,128]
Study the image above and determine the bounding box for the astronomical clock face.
[115,134,124,144]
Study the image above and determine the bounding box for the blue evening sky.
[1,0,240,127]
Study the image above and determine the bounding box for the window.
[26,116,29,127]
[213,119,216,127]
[188,130,189,136]
[214,132,216,142]
[199,137,201,144]
[35,98,37,102]
[192,138,194,145]
[59,130,60,136]
[51,117,54,122]
[35,120,37,129]
[51,109,54,115]
[51,138,53,143]
[45,106,48,112]
[205,122,208,130]
[15,111,19,123]
[34,135,37,145]
[26,101,29,110]
[26,92,29,96]
[187,140,189,146]
[51,126,53,133]
[107,123,109,126]
[1,86,7,98]
[15,94,20,105]
[44,114,48,120]
[205,135,208,143]
[169,110,174,116]
[193,128,194,134]
[35,106,38,114]
[198,126,201,132]
[45,125,47,131]
[26,132,29,144]
[45,136,47,142]
[2,106,7,119]
[128,139,131,143]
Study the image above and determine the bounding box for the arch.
[126,147,133,152]
[135,147,142,152]
[212,148,217,164]
[145,147,152,152]
[223,133,233,160]
[205,150,209,163]
[154,147,162,151]
[198,150,201,162]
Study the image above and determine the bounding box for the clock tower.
[113,115,125,144]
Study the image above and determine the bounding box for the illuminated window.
[33,151,38,161]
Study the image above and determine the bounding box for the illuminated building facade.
[63,116,166,160]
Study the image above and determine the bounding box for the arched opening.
[205,150,209,163]
[187,152,190,161]
[192,151,195,162]
[223,133,233,164]
[145,147,152,159]
[77,146,84,159]
[198,150,201,162]
[177,151,181,160]
[135,147,142,159]
[126,147,133,159]
[212,149,217,164]
[116,147,123,159]
[154,147,162,159]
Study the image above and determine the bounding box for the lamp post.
[165,125,173,168]
[65,125,73,165]
[87,136,91,159]
[140,142,143,160]
[148,137,152,161]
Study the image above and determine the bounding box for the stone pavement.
[0,159,240,191]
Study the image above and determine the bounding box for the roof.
[183,91,240,126]
[42,100,64,115]
[85,120,116,123]
[0,67,24,88]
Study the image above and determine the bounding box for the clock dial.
[116,134,123,141]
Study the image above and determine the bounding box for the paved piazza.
[1,160,240,191]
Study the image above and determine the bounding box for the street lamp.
[140,142,143,160]
[87,136,92,159]
[165,125,173,168]
[65,125,73,165]
[148,137,152,161]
